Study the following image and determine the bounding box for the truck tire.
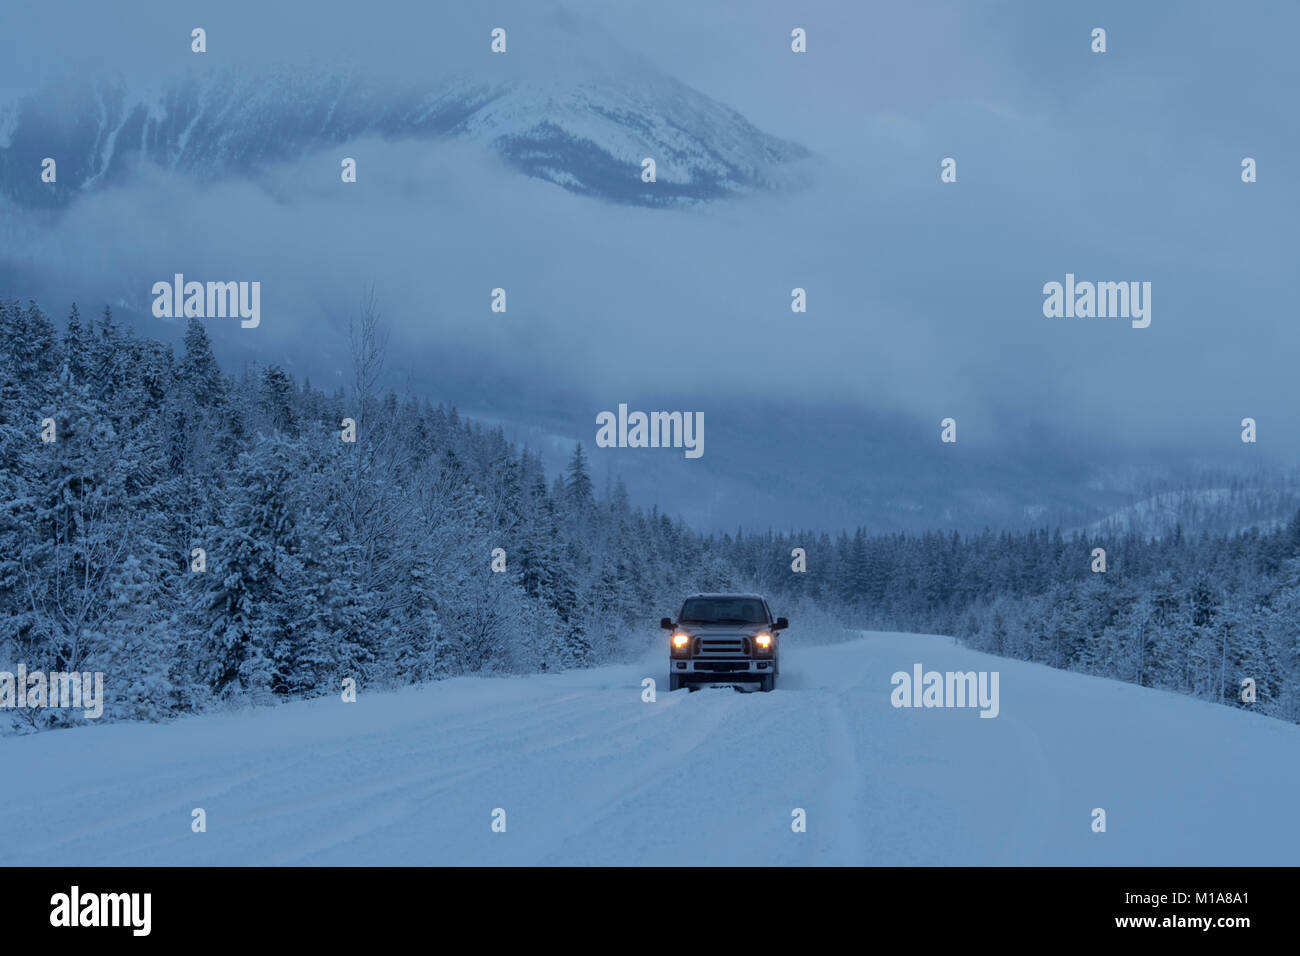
[669,674,683,691]
[760,674,775,692]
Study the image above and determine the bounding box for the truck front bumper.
[672,660,775,680]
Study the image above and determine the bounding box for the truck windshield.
[679,597,767,624]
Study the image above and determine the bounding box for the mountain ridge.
[0,65,809,209]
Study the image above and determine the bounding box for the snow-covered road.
[5,632,1298,865]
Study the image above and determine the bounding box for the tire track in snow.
[808,689,867,865]
[259,682,737,864]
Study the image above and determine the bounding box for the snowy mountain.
[5,631,1298,865]
[0,64,808,209]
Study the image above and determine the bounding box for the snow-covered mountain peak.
[0,53,809,209]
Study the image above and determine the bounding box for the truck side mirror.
[660,617,675,630]
[774,617,789,630]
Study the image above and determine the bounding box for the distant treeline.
[740,514,1300,722]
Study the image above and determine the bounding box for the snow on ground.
[3,631,1298,866]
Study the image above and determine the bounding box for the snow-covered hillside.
[1073,485,1300,540]
[4,631,1296,866]
[0,63,806,209]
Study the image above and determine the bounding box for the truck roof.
[685,592,766,600]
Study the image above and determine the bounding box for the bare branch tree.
[349,284,389,427]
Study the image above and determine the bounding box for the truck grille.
[696,638,750,658]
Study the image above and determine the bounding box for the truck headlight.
[754,633,773,654]
[671,633,691,657]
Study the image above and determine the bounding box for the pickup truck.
[661,593,788,692]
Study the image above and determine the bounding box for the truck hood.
[676,623,770,638]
